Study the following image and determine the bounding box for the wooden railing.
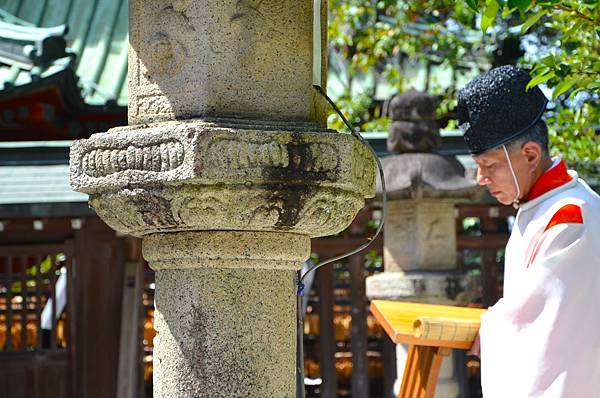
[0,242,75,398]
[0,244,74,353]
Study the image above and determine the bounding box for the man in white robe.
[457,65,600,397]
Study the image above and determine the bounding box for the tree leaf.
[481,1,500,33]
[540,55,557,68]
[526,71,555,90]
[466,0,480,12]
[552,79,575,99]
[502,6,517,17]
[520,9,546,34]
[512,0,532,11]
[569,87,585,100]
[537,0,560,5]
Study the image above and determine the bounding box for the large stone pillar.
[127,0,328,125]
[143,231,308,396]
[70,1,375,397]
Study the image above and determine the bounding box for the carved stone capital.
[70,119,376,237]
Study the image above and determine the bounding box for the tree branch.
[553,4,598,24]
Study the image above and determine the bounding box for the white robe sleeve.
[479,220,600,398]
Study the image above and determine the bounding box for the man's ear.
[521,141,542,172]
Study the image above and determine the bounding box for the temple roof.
[0,1,128,140]
[0,140,90,218]
[0,1,127,105]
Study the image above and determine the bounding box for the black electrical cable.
[299,87,387,284]
[296,85,388,398]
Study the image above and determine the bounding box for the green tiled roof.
[0,164,87,204]
[0,0,128,106]
[0,140,88,206]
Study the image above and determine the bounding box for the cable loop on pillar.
[298,85,387,286]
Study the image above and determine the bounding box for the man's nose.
[476,168,489,186]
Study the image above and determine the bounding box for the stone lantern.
[366,89,483,397]
[69,2,376,397]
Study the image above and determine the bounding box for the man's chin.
[491,192,512,205]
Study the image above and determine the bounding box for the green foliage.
[327,0,599,178]
[520,10,545,34]
[327,0,493,131]
[461,0,599,177]
[481,0,500,33]
[546,103,600,178]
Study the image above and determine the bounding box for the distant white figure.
[41,267,67,330]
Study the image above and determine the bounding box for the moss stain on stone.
[261,132,338,229]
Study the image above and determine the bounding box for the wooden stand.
[398,345,450,398]
[370,300,485,398]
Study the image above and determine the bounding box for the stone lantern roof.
[377,88,483,201]
[377,152,482,200]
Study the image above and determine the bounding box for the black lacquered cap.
[457,65,548,155]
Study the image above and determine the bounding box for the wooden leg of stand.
[397,345,451,398]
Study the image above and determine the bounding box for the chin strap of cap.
[502,144,521,209]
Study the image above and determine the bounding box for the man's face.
[472,146,533,205]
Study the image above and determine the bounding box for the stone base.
[70,116,377,397]
[365,271,467,304]
[436,352,460,398]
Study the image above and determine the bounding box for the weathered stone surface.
[376,153,482,201]
[365,272,465,304]
[128,0,328,125]
[70,119,375,237]
[69,0,378,396]
[143,230,310,270]
[436,357,460,398]
[388,120,442,154]
[89,185,363,238]
[389,88,436,122]
[383,200,458,272]
[145,231,308,398]
[387,89,442,154]
[380,88,482,201]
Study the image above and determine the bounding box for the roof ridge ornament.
[0,15,72,68]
